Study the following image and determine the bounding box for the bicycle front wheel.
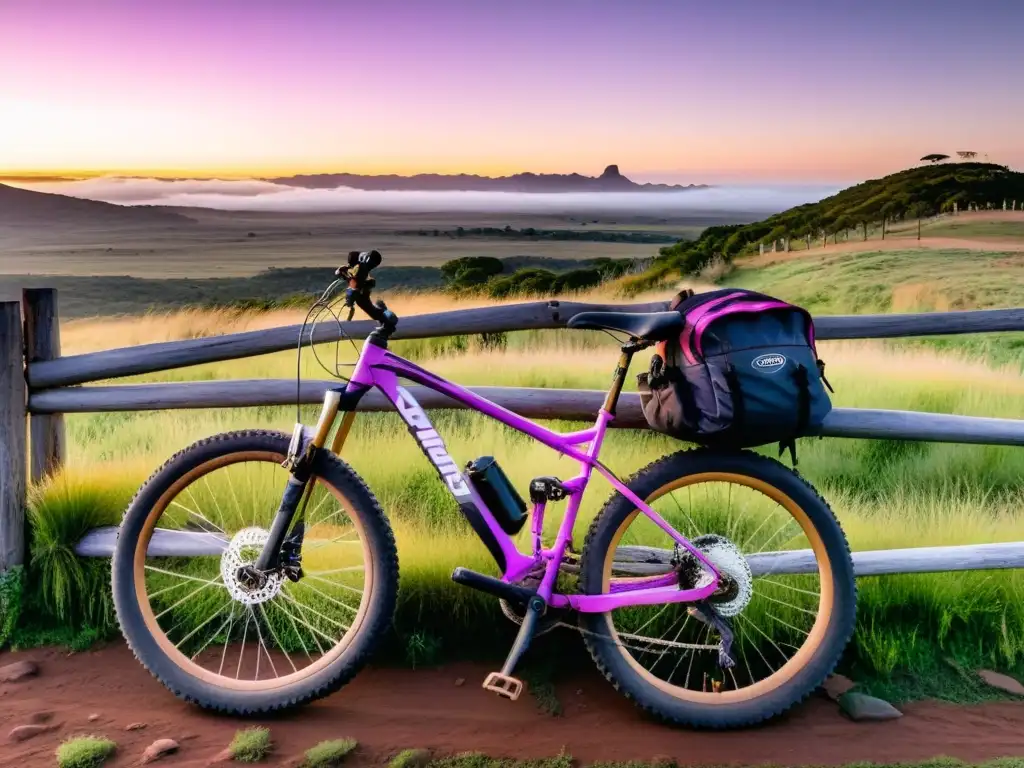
[112,430,398,715]
[579,448,856,729]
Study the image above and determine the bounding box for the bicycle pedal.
[482,672,524,701]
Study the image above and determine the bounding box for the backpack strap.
[793,364,811,434]
[724,364,745,425]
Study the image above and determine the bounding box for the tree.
[920,154,950,163]
[440,256,503,290]
[905,201,932,240]
[956,151,978,159]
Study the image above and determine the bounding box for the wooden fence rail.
[2,287,1024,583]
[25,301,1024,390]
[26,383,1024,447]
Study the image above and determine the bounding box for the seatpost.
[602,348,632,415]
[603,339,651,415]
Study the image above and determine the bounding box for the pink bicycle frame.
[343,342,721,613]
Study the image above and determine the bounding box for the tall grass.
[18,289,1024,692]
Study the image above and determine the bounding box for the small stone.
[978,670,1024,696]
[8,724,51,743]
[454,678,465,687]
[142,738,180,764]
[28,711,54,724]
[837,692,903,721]
[88,713,100,722]
[395,749,432,768]
[0,660,39,683]
[822,673,855,701]
[126,722,147,731]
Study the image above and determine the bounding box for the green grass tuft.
[304,738,358,767]
[390,749,433,768]
[0,565,24,648]
[430,752,573,768]
[55,735,117,768]
[229,727,272,763]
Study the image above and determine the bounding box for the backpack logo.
[752,353,786,373]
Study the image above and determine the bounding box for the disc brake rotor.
[220,527,285,606]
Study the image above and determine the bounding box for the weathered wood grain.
[28,382,1024,447]
[22,289,65,482]
[0,302,26,571]
[26,301,1024,389]
[27,299,669,389]
[73,528,1024,578]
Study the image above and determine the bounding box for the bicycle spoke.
[757,592,818,617]
[304,573,364,600]
[279,592,346,645]
[259,604,297,674]
[683,623,710,690]
[306,566,365,576]
[279,599,337,649]
[235,611,251,680]
[169,498,226,535]
[757,577,820,597]
[189,605,236,661]
[154,576,224,621]
[737,613,791,666]
[217,610,235,676]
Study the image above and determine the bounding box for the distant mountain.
[0,183,193,228]
[268,165,708,193]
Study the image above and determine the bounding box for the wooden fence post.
[23,288,65,482]
[0,302,26,572]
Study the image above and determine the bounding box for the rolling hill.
[640,162,1024,283]
[0,182,193,228]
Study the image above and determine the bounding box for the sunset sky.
[2,0,1023,183]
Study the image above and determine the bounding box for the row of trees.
[439,256,636,298]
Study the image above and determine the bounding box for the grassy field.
[0,207,713,280]
[14,250,1024,701]
[728,248,1024,369]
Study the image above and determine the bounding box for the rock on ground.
[8,724,53,743]
[142,738,180,764]
[822,674,855,701]
[978,670,1024,696]
[0,661,39,683]
[838,692,903,721]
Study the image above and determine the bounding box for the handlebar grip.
[347,249,382,271]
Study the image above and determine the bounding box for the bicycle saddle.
[567,311,682,341]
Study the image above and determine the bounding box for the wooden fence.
[2,288,1023,578]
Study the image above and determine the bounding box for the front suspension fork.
[253,391,355,572]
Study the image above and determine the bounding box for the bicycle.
[111,250,856,729]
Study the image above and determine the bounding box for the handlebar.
[335,249,398,333]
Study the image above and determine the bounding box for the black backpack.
[637,288,833,458]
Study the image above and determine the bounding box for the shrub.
[230,727,272,763]
[55,736,117,768]
[305,738,358,767]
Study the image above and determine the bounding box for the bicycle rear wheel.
[112,430,398,715]
[579,448,856,729]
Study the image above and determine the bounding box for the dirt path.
[3,646,1024,767]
